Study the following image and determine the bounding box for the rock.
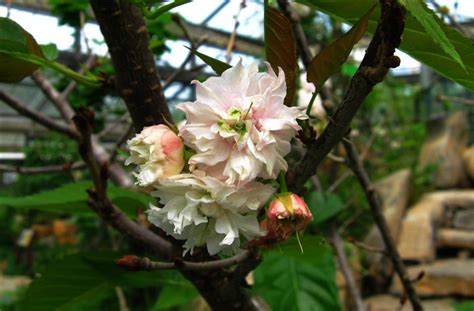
[364,169,411,282]
[418,112,469,189]
[463,146,474,181]
[437,229,474,250]
[398,191,474,262]
[453,209,474,230]
[391,259,474,297]
[364,295,455,311]
[397,199,441,262]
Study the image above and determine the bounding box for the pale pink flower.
[125,125,184,186]
[178,60,307,186]
[147,172,275,255]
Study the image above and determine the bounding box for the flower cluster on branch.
[126,60,311,255]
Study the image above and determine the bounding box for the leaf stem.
[279,171,288,193]
[2,52,100,87]
[305,91,317,116]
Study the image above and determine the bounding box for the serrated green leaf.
[254,236,341,311]
[298,0,474,92]
[186,47,231,75]
[17,252,190,311]
[40,43,58,61]
[0,182,152,218]
[265,6,297,106]
[304,191,345,224]
[307,4,374,89]
[399,0,464,70]
[0,17,43,83]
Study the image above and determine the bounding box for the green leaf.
[399,0,465,70]
[17,253,190,311]
[0,17,100,87]
[254,236,341,311]
[0,17,43,83]
[0,182,152,218]
[151,285,199,310]
[304,191,345,224]
[186,47,231,75]
[307,4,374,89]
[40,43,58,61]
[265,6,297,106]
[298,0,474,92]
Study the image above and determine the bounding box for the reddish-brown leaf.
[307,5,375,89]
[265,6,297,106]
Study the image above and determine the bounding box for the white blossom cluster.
[126,60,307,255]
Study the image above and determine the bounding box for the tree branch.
[329,224,365,311]
[31,71,76,122]
[283,0,405,194]
[73,109,176,258]
[88,2,260,309]
[90,0,172,131]
[0,90,79,139]
[279,1,424,310]
[116,250,251,271]
[60,54,98,101]
[342,139,423,311]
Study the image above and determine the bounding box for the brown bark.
[90,0,172,131]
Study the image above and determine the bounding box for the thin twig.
[0,162,85,174]
[60,54,98,101]
[350,239,387,255]
[31,70,132,187]
[163,37,207,90]
[342,138,423,311]
[31,71,76,122]
[109,124,134,163]
[329,224,365,311]
[96,113,131,140]
[0,90,79,139]
[327,171,353,193]
[436,95,474,106]
[226,0,246,63]
[116,251,251,271]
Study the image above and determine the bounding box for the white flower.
[178,60,307,186]
[147,172,275,255]
[125,125,184,186]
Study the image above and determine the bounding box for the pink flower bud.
[126,124,184,186]
[250,193,312,247]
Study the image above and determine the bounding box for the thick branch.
[285,0,405,193]
[0,90,79,139]
[89,0,172,131]
[279,1,423,310]
[342,139,423,311]
[89,2,261,310]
